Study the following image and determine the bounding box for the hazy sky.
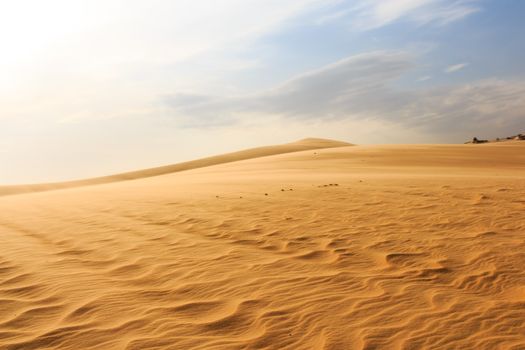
[1,0,524,183]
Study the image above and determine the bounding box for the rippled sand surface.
[0,140,524,349]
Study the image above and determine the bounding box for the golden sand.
[0,139,524,349]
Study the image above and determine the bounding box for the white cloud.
[322,0,481,30]
[0,0,328,69]
[0,0,338,121]
[165,51,413,123]
[417,75,432,82]
[444,62,469,73]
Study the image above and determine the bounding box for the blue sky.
[1,0,524,183]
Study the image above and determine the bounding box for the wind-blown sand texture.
[0,139,524,349]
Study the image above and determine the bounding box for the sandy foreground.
[0,139,524,349]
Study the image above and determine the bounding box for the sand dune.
[0,140,524,349]
[0,138,351,197]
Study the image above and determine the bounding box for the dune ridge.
[0,141,524,349]
[0,138,351,197]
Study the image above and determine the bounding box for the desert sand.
[0,138,524,349]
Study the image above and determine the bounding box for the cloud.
[165,51,525,138]
[444,62,469,73]
[0,0,341,120]
[166,51,413,122]
[392,80,525,136]
[0,0,332,69]
[320,0,481,30]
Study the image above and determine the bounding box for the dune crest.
[0,138,352,197]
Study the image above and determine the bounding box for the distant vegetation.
[466,133,525,144]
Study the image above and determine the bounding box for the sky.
[1,0,524,184]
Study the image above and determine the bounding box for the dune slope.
[0,141,524,349]
[0,138,351,197]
